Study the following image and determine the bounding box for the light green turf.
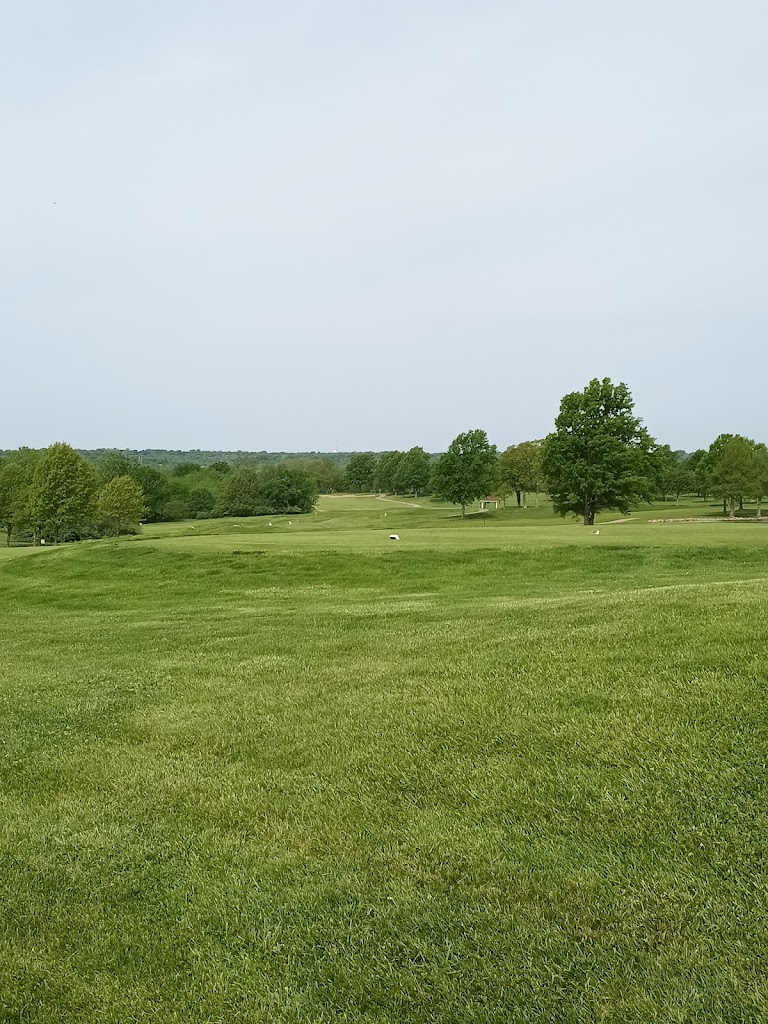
[0,545,50,562]
[1,498,766,1022]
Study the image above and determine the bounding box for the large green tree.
[224,465,318,516]
[224,467,262,517]
[499,441,542,507]
[392,447,431,497]
[29,442,97,542]
[542,378,656,526]
[305,458,345,494]
[704,434,759,518]
[259,466,318,514]
[0,448,41,546]
[96,452,169,521]
[666,460,694,504]
[133,465,169,522]
[686,449,709,497]
[653,445,677,501]
[345,452,377,493]
[376,451,404,493]
[430,430,498,518]
[97,476,145,536]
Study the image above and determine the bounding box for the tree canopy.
[97,476,145,536]
[542,378,656,525]
[28,443,97,542]
[376,451,404,493]
[345,452,377,493]
[0,448,40,546]
[224,465,318,516]
[392,447,431,497]
[499,441,542,507]
[704,434,761,518]
[430,430,498,518]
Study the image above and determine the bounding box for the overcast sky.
[2,1,766,453]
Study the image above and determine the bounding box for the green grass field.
[1,498,767,1022]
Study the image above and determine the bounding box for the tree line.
[72,449,354,470]
[2,378,767,544]
[0,447,322,546]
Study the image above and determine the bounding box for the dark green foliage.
[542,378,656,525]
[704,434,761,517]
[0,448,40,546]
[224,468,262,517]
[666,462,695,502]
[499,440,542,506]
[430,429,498,517]
[224,466,318,516]
[685,449,709,497]
[652,444,677,500]
[96,476,145,537]
[77,449,360,469]
[133,466,169,522]
[95,451,140,486]
[28,442,97,543]
[376,450,404,492]
[258,466,318,514]
[186,487,216,515]
[96,454,169,522]
[345,452,378,492]
[392,447,431,497]
[652,446,696,502]
[161,499,192,522]
[288,458,346,494]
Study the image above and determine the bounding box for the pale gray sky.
[2,1,766,453]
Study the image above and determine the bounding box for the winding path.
[376,495,422,508]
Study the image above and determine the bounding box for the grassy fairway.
[1,502,767,1022]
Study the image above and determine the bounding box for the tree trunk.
[729,495,736,519]
[739,496,744,511]
[534,492,539,508]
[461,503,466,519]
[515,490,521,507]
[723,498,727,515]
[757,496,763,519]
[583,498,595,526]
[5,526,10,548]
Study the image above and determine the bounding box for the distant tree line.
[71,449,371,470]
[2,378,767,543]
[0,447,322,545]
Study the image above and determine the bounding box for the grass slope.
[1,501,766,1022]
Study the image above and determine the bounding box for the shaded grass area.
[1,535,767,1022]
